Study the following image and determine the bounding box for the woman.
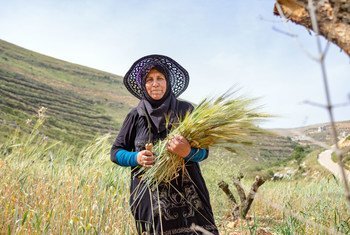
[110,55,218,235]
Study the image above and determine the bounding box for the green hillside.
[0,39,137,146]
[0,39,304,166]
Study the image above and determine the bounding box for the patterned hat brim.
[123,54,190,99]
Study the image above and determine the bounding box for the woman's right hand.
[137,150,155,168]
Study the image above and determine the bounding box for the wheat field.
[1,118,349,234]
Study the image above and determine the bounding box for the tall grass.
[254,179,350,234]
[0,113,136,234]
[1,113,350,234]
[201,149,350,234]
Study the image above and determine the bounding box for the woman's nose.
[152,81,160,86]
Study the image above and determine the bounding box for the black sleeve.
[110,109,138,164]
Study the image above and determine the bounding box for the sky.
[0,0,349,128]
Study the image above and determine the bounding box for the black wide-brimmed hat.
[123,54,190,99]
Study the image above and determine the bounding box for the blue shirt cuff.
[184,148,207,162]
[115,149,138,167]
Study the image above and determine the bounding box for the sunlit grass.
[253,178,350,234]
[0,115,136,234]
[201,150,350,234]
[1,114,350,234]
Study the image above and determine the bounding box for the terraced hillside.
[0,39,137,146]
[231,133,295,162]
[0,39,313,165]
[274,120,350,146]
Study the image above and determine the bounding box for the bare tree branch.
[218,181,237,204]
[219,175,265,220]
[272,26,298,37]
[307,0,350,206]
[241,176,266,218]
[233,176,247,203]
[274,2,318,61]
[302,100,327,108]
[272,0,350,208]
[303,99,350,108]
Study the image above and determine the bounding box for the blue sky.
[0,0,349,128]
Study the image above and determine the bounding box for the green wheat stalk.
[140,91,270,187]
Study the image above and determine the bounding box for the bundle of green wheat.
[140,92,270,187]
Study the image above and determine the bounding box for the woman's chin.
[151,95,164,100]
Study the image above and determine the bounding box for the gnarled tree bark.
[218,175,265,220]
[273,0,350,56]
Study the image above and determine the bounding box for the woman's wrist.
[181,146,191,158]
[115,149,138,167]
[184,148,208,162]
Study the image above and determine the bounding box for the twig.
[303,100,350,108]
[303,100,327,108]
[274,2,319,61]
[272,26,298,38]
[333,102,350,108]
[323,41,331,57]
[190,223,214,235]
[307,0,350,206]
[258,15,281,24]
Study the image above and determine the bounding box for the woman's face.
[145,68,167,100]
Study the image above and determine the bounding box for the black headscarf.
[136,65,178,133]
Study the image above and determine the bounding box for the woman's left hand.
[167,134,191,158]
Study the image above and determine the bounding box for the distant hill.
[0,39,137,146]
[273,120,350,146]
[229,121,350,177]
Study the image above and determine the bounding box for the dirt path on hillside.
[318,149,350,180]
